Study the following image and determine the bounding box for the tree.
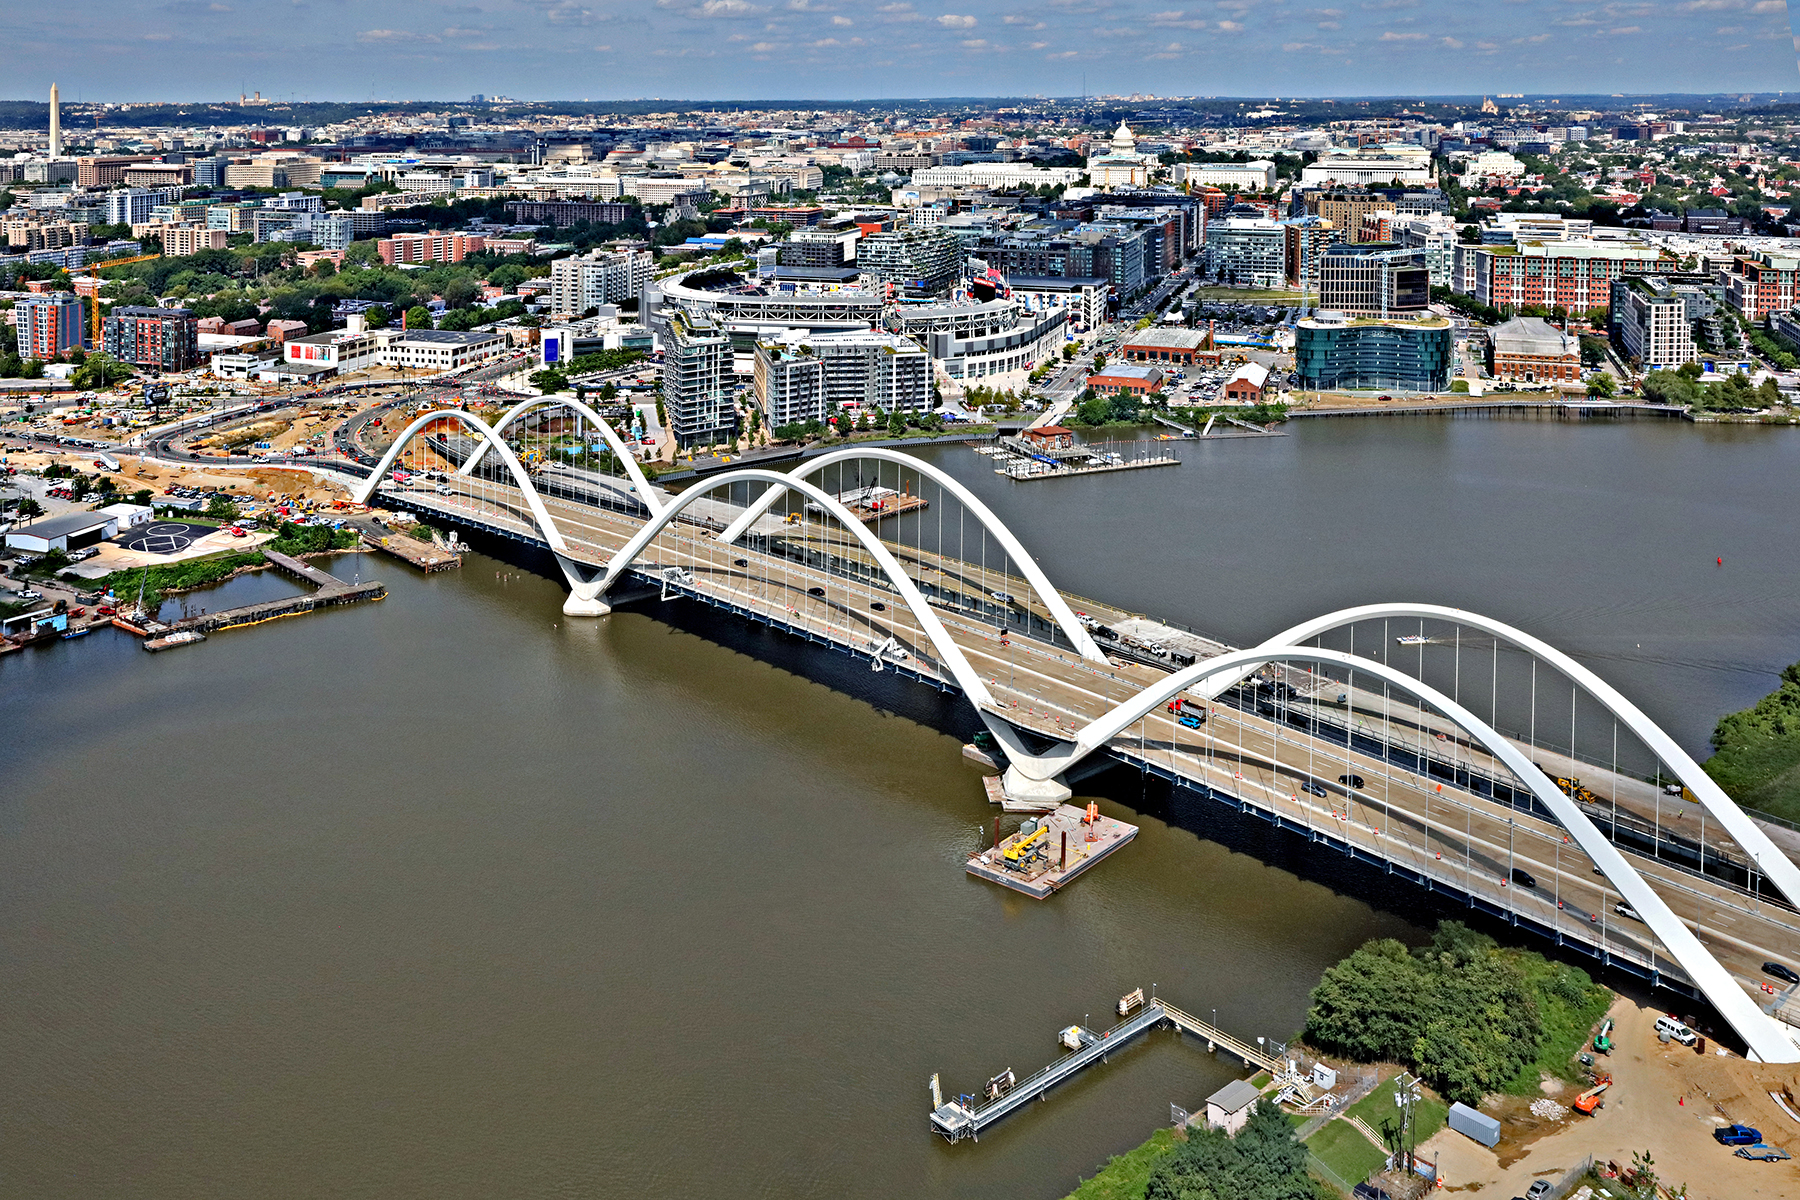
[530,368,569,394]
[1641,369,1698,407]
[1585,374,1615,399]
[888,409,906,437]
[131,489,153,507]
[1093,353,1107,371]
[442,277,479,310]
[205,494,239,520]
[15,497,43,519]
[364,305,390,329]
[1146,1101,1313,1200]
[404,306,434,331]
[342,240,382,267]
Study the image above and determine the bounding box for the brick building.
[102,305,200,372]
[378,232,486,265]
[503,200,635,226]
[1088,363,1164,395]
[1724,251,1800,320]
[1475,240,1669,311]
[1485,316,1581,383]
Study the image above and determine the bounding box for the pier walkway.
[929,998,1280,1142]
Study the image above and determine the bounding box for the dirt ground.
[1422,994,1798,1199]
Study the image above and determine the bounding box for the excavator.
[1574,1073,1612,1116]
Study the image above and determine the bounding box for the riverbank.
[1704,660,1800,823]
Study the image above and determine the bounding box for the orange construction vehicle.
[1573,1073,1611,1115]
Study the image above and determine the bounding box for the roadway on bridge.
[369,450,1800,1034]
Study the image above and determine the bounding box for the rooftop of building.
[1120,327,1209,351]
[389,328,504,345]
[9,510,118,538]
[1488,316,1577,357]
[1297,311,1450,330]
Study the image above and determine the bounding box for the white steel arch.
[1003,645,1800,1063]
[460,395,663,516]
[717,446,1106,663]
[572,467,996,709]
[1220,604,1800,914]
[350,408,575,557]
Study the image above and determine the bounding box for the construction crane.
[1573,1072,1612,1115]
[83,253,162,349]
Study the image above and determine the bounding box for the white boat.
[1395,635,1432,646]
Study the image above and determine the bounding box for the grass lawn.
[1305,1119,1387,1187]
[1345,1081,1447,1149]
[1064,1126,1179,1200]
[1191,287,1305,301]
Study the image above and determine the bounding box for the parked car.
[1526,1182,1553,1200]
[1763,961,1800,985]
[1655,1014,1698,1046]
[1338,774,1365,790]
[1715,1124,1763,1146]
[1736,1144,1792,1162]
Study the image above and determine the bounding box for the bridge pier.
[562,594,612,617]
[1000,764,1072,807]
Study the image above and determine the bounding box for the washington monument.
[48,83,61,158]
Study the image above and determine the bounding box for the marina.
[135,551,386,642]
[972,430,1179,481]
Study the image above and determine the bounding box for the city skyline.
[2,0,1796,104]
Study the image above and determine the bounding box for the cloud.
[1379,30,1426,39]
[831,13,852,23]
[1046,49,1078,57]
[1002,13,1045,25]
[1751,0,1784,10]
[358,28,440,42]
[1441,35,1463,47]
[655,0,767,16]
[960,37,988,46]
[1609,24,1641,32]
[936,12,976,26]
[1218,19,1242,29]
[144,31,173,39]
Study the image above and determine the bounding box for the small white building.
[1203,1079,1262,1136]
[97,502,155,530]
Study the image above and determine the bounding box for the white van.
[1655,1015,1697,1046]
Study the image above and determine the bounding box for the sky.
[3,0,1798,103]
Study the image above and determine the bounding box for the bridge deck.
[355,463,1800,1031]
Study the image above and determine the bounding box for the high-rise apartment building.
[102,305,200,372]
[857,227,961,298]
[377,231,485,265]
[753,329,929,427]
[1611,274,1726,369]
[15,292,84,360]
[547,248,655,314]
[661,313,735,448]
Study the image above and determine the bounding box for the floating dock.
[973,438,1178,482]
[966,804,1138,897]
[360,528,460,572]
[929,994,1282,1142]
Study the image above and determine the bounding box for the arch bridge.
[345,397,1800,1062]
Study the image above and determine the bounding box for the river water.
[3,416,1797,1199]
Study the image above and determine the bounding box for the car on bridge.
[1178,714,1203,729]
[1300,780,1327,798]
[1763,961,1800,985]
[1510,868,1537,889]
[1338,774,1365,790]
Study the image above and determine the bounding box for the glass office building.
[1294,313,1453,393]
